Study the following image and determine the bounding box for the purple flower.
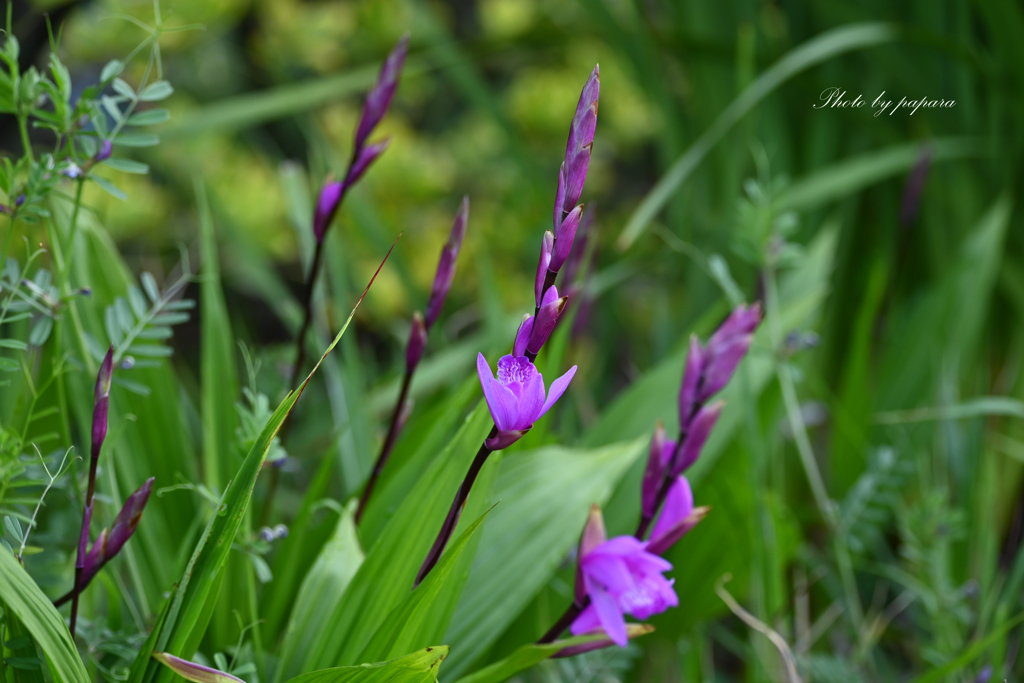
[574,505,607,604]
[353,35,409,151]
[424,196,469,329]
[477,353,576,450]
[344,138,391,188]
[514,286,568,357]
[559,66,600,220]
[94,139,113,163]
[152,652,245,683]
[550,66,599,274]
[81,478,153,587]
[313,180,345,244]
[92,346,114,461]
[641,422,673,519]
[671,400,723,477]
[679,303,761,427]
[310,35,409,245]
[550,205,583,273]
[406,311,427,372]
[647,476,708,555]
[570,535,677,647]
[534,231,553,308]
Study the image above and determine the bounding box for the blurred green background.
[5,0,1024,680]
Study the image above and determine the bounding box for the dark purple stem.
[414,426,497,587]
[355,366,414,524]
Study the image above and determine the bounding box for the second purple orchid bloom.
[477,353,576,450]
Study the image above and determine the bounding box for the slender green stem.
[764,262,864,632]
[17,113,32,163]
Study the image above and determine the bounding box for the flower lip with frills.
[477,353,576,450]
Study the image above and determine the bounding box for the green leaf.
[616,22,898,249]
[294,402,494,677]
[114,133,160,148]
[100,59,124,82]
[127,109,171,126]
[443,438,648,678]
[90,174,127,201]
[138,81,174,102]
[449,630,650,683]
[102,158,149,174]
[112,78,135,99]
[0,548,89,683]
[276,502,364,677]
[357,509,493,664]
[285,647,447,683]
[129,239,395,683]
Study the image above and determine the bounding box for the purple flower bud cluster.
[63,346,155,628]
[313,36,409,244]
[81,478,154,587]
[522,67,600,362]
[553,303,760,649]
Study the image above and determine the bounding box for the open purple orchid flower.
[477,353,576,450]
[570,507,678,647]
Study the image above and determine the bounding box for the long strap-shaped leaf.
[615,22,897,250]
[0,550,89,683]
[127,235,400,683]
[285,647,448,683]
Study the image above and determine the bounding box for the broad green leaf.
[617,22,897,249]
[2,605,45,683]
[356,509,492,664]
[285,647,447,683]
[443,438,648,678]
[295,402,494,676]
[0,549,88,683]
[196,179,245,650]
[277,502,364,678]
[130,239,397,683]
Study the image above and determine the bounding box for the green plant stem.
[763,262,864,632]
[355,363,413,524]
[17,113,33,163]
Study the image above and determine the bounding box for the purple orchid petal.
[535,231,554,307]
[699,334,754,402]
[550,205,583,273]
[572,65,601,131]
[92,346,114,459]
[76,503,93,569]
[641,423,676,518]
[576,504,608,602]
[312,180,345,243]
[424,196,469,328]
[553,164,567,229]
[649,476,693,547]
[569,603,603,636]
[477,353,518,431]
[527,294,568,355]
[514,315,533,357]
[345,138,390,187]
[105,478,154,554]
[672,401,724,476]
[678,335,704,429]
[563,148,591,214]
[81,528,107,586]
[517,368,547,428]
[406,312,427,373]
[586,578,627,647]
[353,35,409,151]
[648,506,709,556]
[539,365,576,418]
